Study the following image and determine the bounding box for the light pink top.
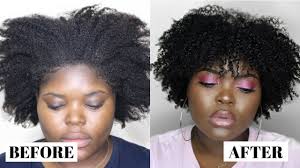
[151,125,300,168]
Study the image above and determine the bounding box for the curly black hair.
[152,5,300,121]
[0,5,149,127]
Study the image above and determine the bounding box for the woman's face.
[187,64,261,141]
[37,64,115,161]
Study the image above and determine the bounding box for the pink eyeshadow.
[198,74,219,83]
[236,79,257,89]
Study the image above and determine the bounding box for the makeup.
[235,79,257,90]
[209,110,236,128]
[198,73,220,84]
[235,78,257,94]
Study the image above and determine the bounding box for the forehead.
[45,64,97,80]
[39,64,111,93]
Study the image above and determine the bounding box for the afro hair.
[0,5,150,127]
[152,5,300,121]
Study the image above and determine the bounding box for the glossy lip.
[209,110,236,128]
[61,132,92,149]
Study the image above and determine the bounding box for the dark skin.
[36,64,115,168]
[187,63,262,168]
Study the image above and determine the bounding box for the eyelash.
[238,87,255,93]
[199,82,255,94]
[48,105,64,111]
[48,104,103,111]
[86,104,103,110]
[199,82,216,88]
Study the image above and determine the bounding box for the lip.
[61,132,91,149]
[209,110,236,128]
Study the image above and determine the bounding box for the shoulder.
[251,126,300,150]
[0,152,43,168]
[151,125,193,148]
[0,153,7,166]
[0,139,45,168]
[251,127,300,165]
[251,126,300,144]
[112,136,149,167]
[150,126,194,168]
[113,136,149,155]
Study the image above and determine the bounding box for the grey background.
[150,0,300,141]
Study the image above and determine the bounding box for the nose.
[65,103,86,126]
[216,86,235,105]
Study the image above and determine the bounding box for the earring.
[256,106,263,141]
[179,98,191,141]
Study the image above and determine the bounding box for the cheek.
[188,86,215,120]
[235,92,261,121]
[86,99,115,137]
[37,101,65,140]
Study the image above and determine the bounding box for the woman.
[151,5,300,168]
[0,5,149,168]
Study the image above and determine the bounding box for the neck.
[192,127,249,156]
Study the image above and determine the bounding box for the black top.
[0,136,149,168]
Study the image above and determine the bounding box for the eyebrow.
[201,68,220,74]
[42,92,65,98]
[84,90,108,96]
[235,73,259,80]
[201,68,259,79]
[42,90,108,98]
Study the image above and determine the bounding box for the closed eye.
[238,87,255,93]
[48,104,65,110]
[199,82,217,88]
[86,104,103,110]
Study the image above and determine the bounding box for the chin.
[77,148,91,161]
[207,127,238,141]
